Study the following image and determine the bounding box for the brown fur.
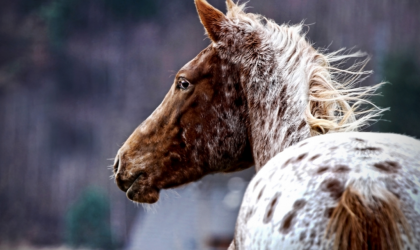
[114,42,254,203]
[326,185,412,250]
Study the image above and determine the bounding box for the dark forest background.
[0,0,419,249]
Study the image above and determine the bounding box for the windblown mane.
[226,2,385,136]
[306,49,385,135]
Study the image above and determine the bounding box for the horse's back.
[235,132,420,249]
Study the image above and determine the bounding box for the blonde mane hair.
[306,49,385,136]
[226,0,386,136]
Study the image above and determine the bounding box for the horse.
[112,0,420,249]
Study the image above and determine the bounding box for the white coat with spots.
[232,132,420,250]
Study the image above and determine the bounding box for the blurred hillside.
[0,0,419,248]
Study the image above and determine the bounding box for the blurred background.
[0,0,419,249]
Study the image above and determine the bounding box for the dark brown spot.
[279,199,305,234]
[355,147,382,152]
[263,193,281,224]
[354,138,366,142]
[279,211,296,234]
[297,120,307,131]
[310,154,321,161]
[260,118,266,127]
[244,208,254,223]
[282,158,293,168]
[253,179,261,191]
[413,189,418,194]
[330,146,338,150]
[278,105,287,119]
[296,153,307,162]
[293,199,306,210]
[373,161,401,173]
[316,166,329,175]
[257,186,265,201]
[321,179,344,200]
[278,85,288,117]
[299,142,308,147]
[333,165,351,173]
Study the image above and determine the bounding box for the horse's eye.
[178,79,190,90]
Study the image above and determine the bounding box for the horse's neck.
[247,88,311,170]
[245,38,313,170]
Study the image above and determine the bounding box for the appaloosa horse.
[113,0,420,249]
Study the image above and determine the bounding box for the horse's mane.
[306,49,385,135]
[226,1,386,136]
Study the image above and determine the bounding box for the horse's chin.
[126,183,160,204]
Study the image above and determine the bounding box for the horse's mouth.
[125,175,160,204]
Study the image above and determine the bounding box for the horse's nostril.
[113,158,120,174]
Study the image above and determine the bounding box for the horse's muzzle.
[113,154,142,192]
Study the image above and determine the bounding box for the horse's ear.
[226,0,236,11]
[195,0,227,42]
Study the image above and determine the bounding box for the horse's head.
[113,0,256,203]
[113,0,378,203]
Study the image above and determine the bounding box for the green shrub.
[65,187,117,250]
